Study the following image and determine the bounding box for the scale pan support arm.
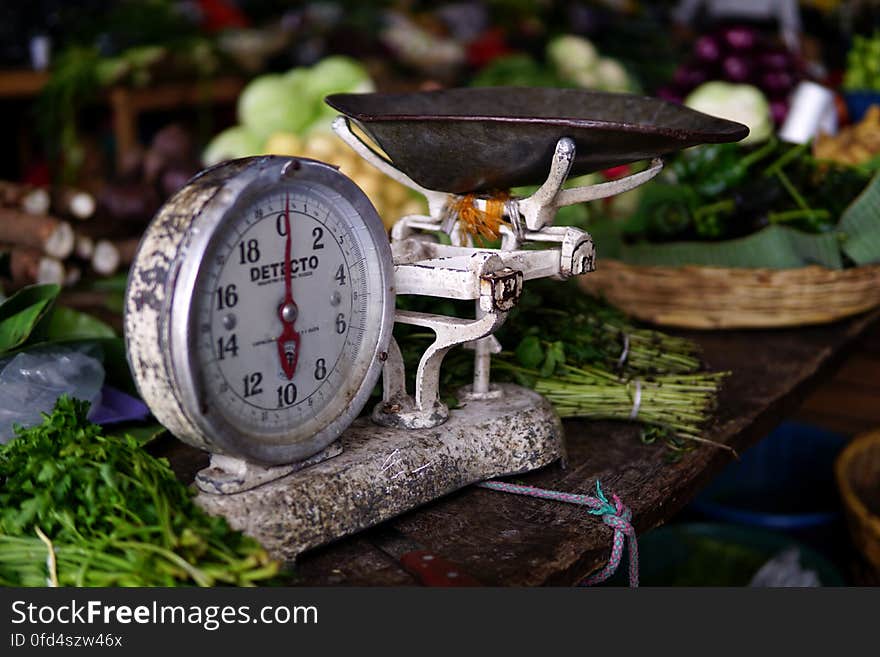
[517,138,664,232]
[334,114,663,242]
[332,116,449,219]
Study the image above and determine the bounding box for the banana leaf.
[839,170,880,266]
[592,220,843,269]
[591,172,880,270]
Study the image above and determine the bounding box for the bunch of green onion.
[398,281,729,455]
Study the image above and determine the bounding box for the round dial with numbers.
[124,156,394,465]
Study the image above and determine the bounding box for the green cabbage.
[206,56,375,161]
[685,82,770,144]
[304,56,373,99]
[303,56,374,133]
[202,126,262,166]
[546,35,598,79]
[237,73,315,142]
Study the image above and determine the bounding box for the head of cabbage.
[202,126,263,167]
[685,81,770,145]
[205,56,375,165]
[237,56,374,141]
[237,73,316,142]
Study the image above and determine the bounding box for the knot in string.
[588,482,632,527]
[581,482,637,587]
[476,479,639,587]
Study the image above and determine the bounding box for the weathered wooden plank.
[156,310,879,585]
[796,324,880,434]
[287,536,418,586]
[292,310,880,585]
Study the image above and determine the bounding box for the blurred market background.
[2,0,880,587]
[2,0,879,293]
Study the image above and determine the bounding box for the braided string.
[476,480,639,587]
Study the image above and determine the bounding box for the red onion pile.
[659,25,804,125]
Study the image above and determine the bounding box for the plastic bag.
[0,345,105,444]
[749,547,822,587]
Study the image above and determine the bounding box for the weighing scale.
[124,87,746,560]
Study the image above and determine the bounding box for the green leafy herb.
[0,396,279,587]
[43,306,116,342]
[621,140,873,246]
[0,284,60,353]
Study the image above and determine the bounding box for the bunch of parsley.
[0,396,278,586]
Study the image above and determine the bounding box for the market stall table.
[153,309,880,586]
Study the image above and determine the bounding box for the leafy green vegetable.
[43,306,115,342]
[685,82,772,145]
[470,54,569,88]
[0,283,137,393]
[301,56,374,132]
[202,125,263,166]
[615,138,876,263]
[839,171,880,265]
[624,183,699,239]
[0,396,278,587]
[0,284,60,354]
[514,335,544,370]
[237,74,316,142]
[105,422,167,446]
[605,221,845,270]
[0,283,114,356]
[501,281,704,376]
[526,364,727,451]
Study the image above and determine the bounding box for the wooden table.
[156,310,880,585]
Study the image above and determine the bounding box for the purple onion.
[721,25,757,51]
[722,54,752,82]
[758,49,791,72]
[656,86,683,104]
[761,70,794,95]
[694,35,721,63]
[769,98,789,124]
[673,63,709,90]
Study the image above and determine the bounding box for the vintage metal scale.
[124,88,746,560]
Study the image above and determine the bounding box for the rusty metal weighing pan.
[325,87,749,194]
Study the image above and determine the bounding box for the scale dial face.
[124,157,395,465]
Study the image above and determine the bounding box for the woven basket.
[835,430,880,573]
[577,259,880,329]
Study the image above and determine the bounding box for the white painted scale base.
[195,385,563,561]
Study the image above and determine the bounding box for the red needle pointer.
[277,193,301,380]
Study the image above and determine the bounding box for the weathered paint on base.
[195,384,565,561]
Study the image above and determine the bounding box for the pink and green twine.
[476,480,639,587]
